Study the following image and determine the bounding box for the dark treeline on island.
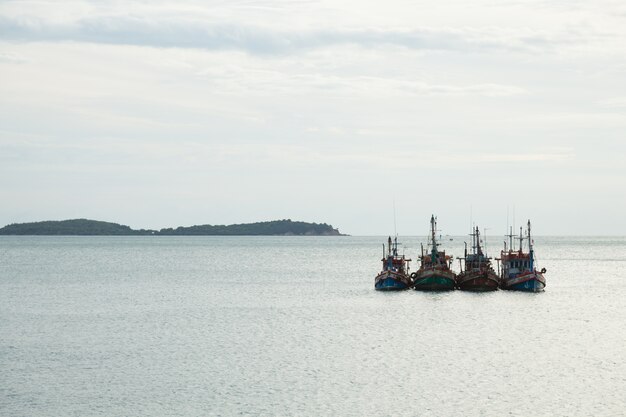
[158,219,343,236]
[0,219,345,236]
[0,219,152,236]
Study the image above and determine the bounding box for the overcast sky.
[1,0,625,235]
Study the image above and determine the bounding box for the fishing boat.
[374,236,412,291]
[498,220,546,292]
[456,226,499,291]
[411,215,456,291]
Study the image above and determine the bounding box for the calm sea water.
[1,236,625,416]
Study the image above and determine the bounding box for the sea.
[1,235,625,417]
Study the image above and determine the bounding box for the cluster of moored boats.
[374,215,547,292]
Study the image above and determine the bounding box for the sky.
[1,0,625,235]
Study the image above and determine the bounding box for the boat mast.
[506,226,514,253]
[386,236,392,269]
[527,220,532,251]
[475,226,483,256]
[470,227,477,256]
[483,227,488,259]
[528,220,534,271]
[459,241,467,272]
[474,226,482,268]
[430,215,438,264]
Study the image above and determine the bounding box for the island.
[0,219,345,236]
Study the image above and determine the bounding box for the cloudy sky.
[1,0,625,235]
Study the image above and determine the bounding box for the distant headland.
[0,219,346,236]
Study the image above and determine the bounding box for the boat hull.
[501,271,546,292]
[375,271,411,291]
[412,270,456,291]
[457,270,499,292]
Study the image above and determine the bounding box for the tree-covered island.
[0,219,345,236]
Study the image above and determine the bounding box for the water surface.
[1,236,625,416]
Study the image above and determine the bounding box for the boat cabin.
[464,253,491,271]
[420,251,452,270]
[501,251,531,277]
[381,236,411,274]
[383,256,409,273]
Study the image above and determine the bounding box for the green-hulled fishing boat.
[411,215,457,291]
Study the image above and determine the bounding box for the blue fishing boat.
[498,220,546,292]
[375,236,412,291]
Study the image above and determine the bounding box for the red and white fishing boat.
[498,220,546,292]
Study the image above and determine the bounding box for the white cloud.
[0,14,613,55]
[1,1,625,234]
[0,51,26,63]
[598,97,626,109]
